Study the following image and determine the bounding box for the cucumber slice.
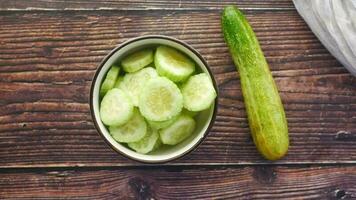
[155,46,195,82]
[128,127,160,154]
[147,114,179,129]
[100,88,134,126]
[159,114,196,145]
[100,65,120,97]
[139,77,183,121]
[181,73,217,111]
[121,67,158,106]
[121,49,153,73]
[182,109,198,117]
[109,109,147,143]
[114,76,124,88]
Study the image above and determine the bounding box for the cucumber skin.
[222,6,289,160]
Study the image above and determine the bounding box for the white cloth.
[294,0,356,76]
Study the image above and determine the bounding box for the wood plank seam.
[0,7,297,11]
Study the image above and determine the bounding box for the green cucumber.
[138,77,183,121]
[100,65,120,97]
[181,73,217,111]
[121,67,158,106]
[122,49,153,73]
[100,88,134,126]
[128,127,160,154]
[155,46,195,82]
[222,5,289,160]
[109,109,147,143]
[159,114,195,145]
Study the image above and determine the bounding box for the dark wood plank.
[0,0,294,11]
[0,166,355,199]
[0,10,355,167]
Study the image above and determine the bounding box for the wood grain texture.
[0,0,294,11]
[0,166,356,199]
[0,10,356,167]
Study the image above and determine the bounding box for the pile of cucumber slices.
[99,46,217,154]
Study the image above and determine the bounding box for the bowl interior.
[92,36,217,163]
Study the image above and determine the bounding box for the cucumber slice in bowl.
[100,65,120,97]
[159,114,196,145]
[120,67,158,106]
[181,73,217,112]
[128,127,160,154]
[100,88,134,126]
[109,109,147,143]
[139,77,183,121]
[121,49,153,73]
[155,46,195,82]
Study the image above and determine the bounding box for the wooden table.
[0,0,355,199]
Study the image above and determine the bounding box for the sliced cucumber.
[139,77,183,121]
[159,114,196,145]
[121,67,158,106]
[121,49,153,73]
[181,73,217,111]
[155,46,195,82]
[100,65,120,97]
[100,88,134,126]
[109,109,147,143]
[114,76,124,88]
[147,114,179,129]
[128,127,160,154]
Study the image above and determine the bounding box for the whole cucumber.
[221,6,289,160]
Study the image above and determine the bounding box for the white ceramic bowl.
[90,35,218,163]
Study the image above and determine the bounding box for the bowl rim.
[90,35,219,164]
